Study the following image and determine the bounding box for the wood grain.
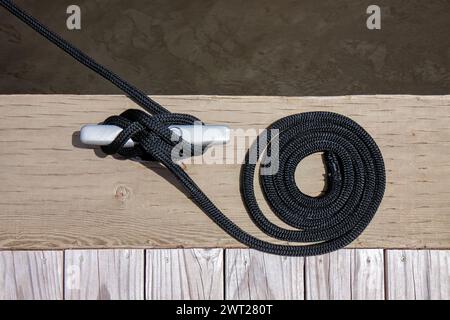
[386,250,450,300]
[225,249,304,300]
[0,251,62,300]
[305,249,385,300]
[64,249,144,300]
[305,249,352,300]
[0,95,450,249]
[146,249,223,300]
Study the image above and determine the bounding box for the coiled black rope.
[1,0,386,256]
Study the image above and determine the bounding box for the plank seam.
[143,249,147,301]
[303,256,308,300]
[223,249,227,300]
[62,250,65,300]
[383,249,388,300]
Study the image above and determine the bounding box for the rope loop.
[239,111,386,255]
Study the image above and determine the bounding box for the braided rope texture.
[1,0,386,256]
[104,110,386,256]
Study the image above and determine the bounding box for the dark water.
[1,0,449,95]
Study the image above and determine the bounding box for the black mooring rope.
[0,0,386,256]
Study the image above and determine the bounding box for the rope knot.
[100,109,204,161]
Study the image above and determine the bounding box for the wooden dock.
[0,95,449,299]
[1,95,450,249]
[0,249,448,300]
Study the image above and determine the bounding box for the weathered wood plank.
[64,249,144,300]
[146,249,223,300]
[386,250,450,300]
[305,250,351,300]
[0,95,450,249]
[225,249,304,300]
[305,249,384,300]
[350,249,385,300]
[0,251,63,300]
